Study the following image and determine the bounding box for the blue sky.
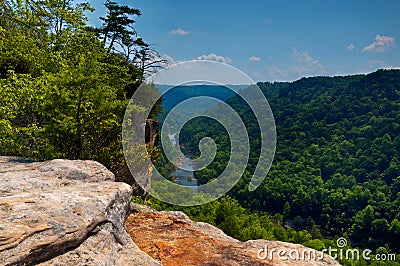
[85,0,400,82]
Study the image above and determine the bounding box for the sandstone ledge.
[0,157,160,266]
[1,157,340,265]
[127,204,341,266]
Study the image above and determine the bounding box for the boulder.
[0,157,160,266]
[1,156,340,265]
[127,203,340,266]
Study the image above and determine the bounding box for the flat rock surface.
[1,156,340,265]
[126,204,341,266]
[0,157,160,266]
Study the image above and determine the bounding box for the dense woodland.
[154,70,400,265]
[0,0,162,175]
[1,1,400,265]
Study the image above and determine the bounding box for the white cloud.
[291,47,326,76]
[163,54,177,65]
[161,53,232,65]
[292,47,313,63]
[170,28,189,35]
[151,53,169,67]
[368,59,389,68]
[259,49,327,82]
[363,35,394,52]
[266,66,289,81]
[347,43,355,51]
[249,56,261,62]
[196,53,232,63]
[148,61,252,85]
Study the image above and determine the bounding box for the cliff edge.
[0,157,339,265]
[0,156,160,266]
[127,204,340,266]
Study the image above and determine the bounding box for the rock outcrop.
[0,157,160,266]
[116,118,158,201]
[127,204,340,266]
[145,118,159,149]
[1,157,339,266]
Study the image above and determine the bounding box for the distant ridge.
[157,84,250,128]
[155,84,249,94]
[178,68,400,254]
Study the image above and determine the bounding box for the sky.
[85,0,400,82]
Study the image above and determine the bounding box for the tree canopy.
[0,0,161,174]
[171,70,400,262]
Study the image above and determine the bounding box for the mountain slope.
[178,69,400,254]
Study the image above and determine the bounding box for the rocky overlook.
[0,157,339,265]
[127,205,340,266]
[0,157,159,266]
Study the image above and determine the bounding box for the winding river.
[168,133,198,191]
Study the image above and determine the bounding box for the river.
[168,133,198,191]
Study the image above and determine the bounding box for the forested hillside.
[0,0,161,175]
[157,84,240,126]
[173,70,400,262]
[2,1,400,264]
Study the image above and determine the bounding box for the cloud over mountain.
[363,35,394,52]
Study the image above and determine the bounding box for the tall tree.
[0,0,92,35]
[99,0,141,51]
[132,37,167,84]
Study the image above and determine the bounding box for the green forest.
[0,0,162,176]
[1,1,400,265]
[157,70,400,265]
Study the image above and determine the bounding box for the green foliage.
[99,0,141,51]
[0,0,162,174]
[174,70,400,254]
[148,195,276,241]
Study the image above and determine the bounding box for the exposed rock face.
[145,118,159,149]
[116,118,158,201]
[1,157,340,265]
[127,204,341,266]
[0,157,160,266]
